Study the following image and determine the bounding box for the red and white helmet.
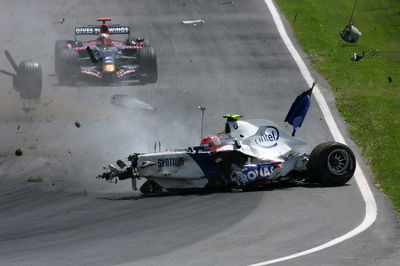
[200,135,222,151]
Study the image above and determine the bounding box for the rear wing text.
[75,26,130,35]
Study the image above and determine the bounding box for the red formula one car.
[55,18,157,85]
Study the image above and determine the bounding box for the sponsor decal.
[104,56,113,64]
[158,157,184,167]
[231,164,275,186]
[116,69,136,77]
[75,26,130,35]
[81,68,101,78]
[108,26,130,34]
[254,126,279,148]
[75,27,98,35]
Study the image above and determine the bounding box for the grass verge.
[275,0,400,211]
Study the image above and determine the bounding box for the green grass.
[275,0,400,210]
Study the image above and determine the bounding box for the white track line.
[249,1,378,265]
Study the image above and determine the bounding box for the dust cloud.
[0,0,203,193]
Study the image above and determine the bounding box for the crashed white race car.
[98,87,356,194]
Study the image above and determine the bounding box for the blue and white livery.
[99,88,356,194]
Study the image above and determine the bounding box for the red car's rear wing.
[74,25,130,35]
[97,17,112,22]
[75,18,130,39]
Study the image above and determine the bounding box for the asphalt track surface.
[0,0,399,265]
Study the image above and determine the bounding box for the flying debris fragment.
[111,94,156,111]
[27,175,43,182]
[75,121,81,128]
[284,82,315,136]
[0,50,42,100]
[340,0,362,43]
[53,17,65,24]
[22,102,36,113]
[351,51,365,61]
[219,1,234,4]
[182,19,205,27]
[340,24,362,43]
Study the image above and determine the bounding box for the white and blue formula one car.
[98,87,356,195]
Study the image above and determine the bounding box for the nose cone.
[103,64,115,72]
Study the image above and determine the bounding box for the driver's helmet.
[200,135,221,151]
[97,33,111,47]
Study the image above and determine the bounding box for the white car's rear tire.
[308,142,356,186]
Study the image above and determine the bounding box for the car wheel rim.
[327,149,350,175]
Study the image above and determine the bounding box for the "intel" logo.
[254,126,279,148]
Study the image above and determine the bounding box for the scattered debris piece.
[2,50,42,100]
[22,106,35,113]
[340,0,361,43]
[75,121,81,128]
[182,19,205,27]
[293,13,298,24]
[340,24,361,43]
[351,51,365,61]
[111,94,156,111]
[27,175,43,182]
[388,77,392,83]
[15,149,23,156]
[53,17,65,24]
[231,188,243,193]
[220,0,234,4]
